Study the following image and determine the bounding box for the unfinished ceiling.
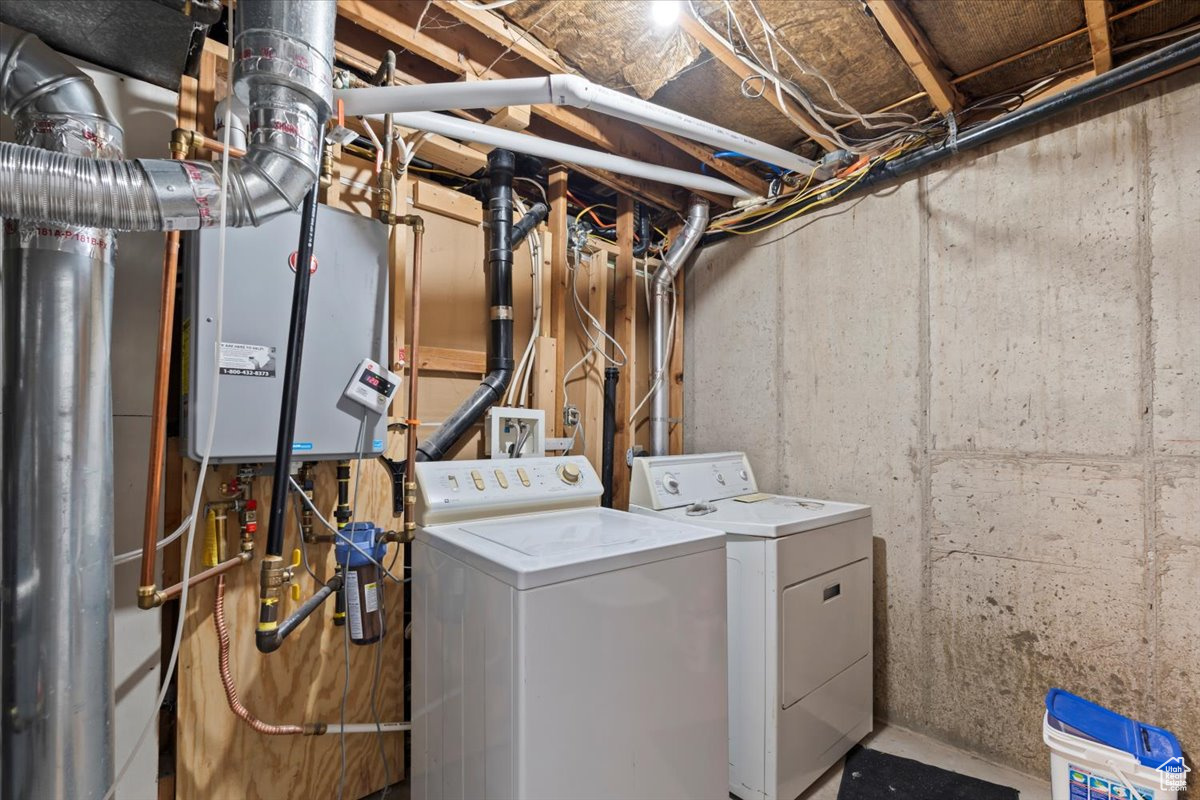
[495,0,1198,150]
[329,0,1200,212]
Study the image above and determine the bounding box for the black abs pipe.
[416,149,522,463]
[257,574,344,653]
[632,203,651,258]
[512,202,548,247]
[704,33,1200,246]
[265,183,321,559]
[601,366,619,508]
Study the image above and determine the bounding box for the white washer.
[630,452,873,800]
[412,455,729,800]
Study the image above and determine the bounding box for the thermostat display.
[344,358,402,414]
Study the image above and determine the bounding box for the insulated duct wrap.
[0,0,335,231]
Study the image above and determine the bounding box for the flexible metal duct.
[0,3,334,797]
[649,197,708,456]
[0,0,336,231]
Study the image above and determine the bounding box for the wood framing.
[548,167,570,437]
[678,12,837,151]
[1083,0,1115,74]
[866,0,963,114]
[611,195,637,510]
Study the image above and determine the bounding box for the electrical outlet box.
[486,407,546,459]
[181,205,390,463]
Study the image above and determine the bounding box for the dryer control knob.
[663,473,680,494]
[559,463,582,485]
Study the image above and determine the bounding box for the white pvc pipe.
[323,721,412,735]
[370,111,754,198]
[335,74,818,176]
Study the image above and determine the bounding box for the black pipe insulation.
[416,149,519,463]
[265,182,321,559]
[256,574,344,654]
[601,366,619,508]
[704,33,1200,246]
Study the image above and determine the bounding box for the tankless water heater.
[181,206,390,462]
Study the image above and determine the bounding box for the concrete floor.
[798,723,1052,800]
[372,722,1054,800]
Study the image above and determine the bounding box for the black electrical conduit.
[704,33,1200,246]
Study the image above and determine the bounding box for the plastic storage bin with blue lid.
[1045,688,1182,769]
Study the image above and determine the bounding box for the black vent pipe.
[417,148,525,462]
[704,32,1200,246]
[601,366,619,507]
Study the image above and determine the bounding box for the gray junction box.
[182,206,391,463]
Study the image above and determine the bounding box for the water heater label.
[218,341,277,378]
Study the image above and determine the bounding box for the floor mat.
[837,746,1021,800]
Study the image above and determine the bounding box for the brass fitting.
[305,723,327,736]
[380,211,425,233]
[169,127,193,158]
[320,143,334,188]
[137,584,159,610]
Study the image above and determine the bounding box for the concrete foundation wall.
[685,71,1200,777]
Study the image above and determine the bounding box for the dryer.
[412,455,729,800]
[630,452,873,800]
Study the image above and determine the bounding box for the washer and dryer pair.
[410,452,871,800]
[631,452,874,800]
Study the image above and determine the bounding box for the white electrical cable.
[453,0,518,9]
[112,514,194,565]
[102,5,238,798]
[504,195,542,407]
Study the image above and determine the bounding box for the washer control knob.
[738,469,748,480]
[559,463,582,485]
[716,473,726,485]
[662,472,680,494]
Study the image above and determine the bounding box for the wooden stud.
[417,346,488,374]
[611,196,637,510]
[678,12,837,151]
[487,104,532,132]
[413,178,484,224]
[865,0,963,114]
[548,167,570,437]
[532,337,559,427]
[1084,0,1115,74]
[582,251,610,468]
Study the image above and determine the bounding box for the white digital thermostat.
[343,358,402,414]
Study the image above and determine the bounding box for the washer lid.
[632,494,870,538]
[417,507,724,589]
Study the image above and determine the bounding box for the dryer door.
[780,558,871,708]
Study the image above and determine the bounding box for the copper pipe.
[139,145,187,602]
[154,552,250,606]
[215,575,317,735]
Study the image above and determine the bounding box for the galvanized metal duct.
[0,0,336,231]
[0,3,335,797]
[1,22,124,800]
[649,197,708,456]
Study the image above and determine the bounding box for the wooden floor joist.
[866,0,963,115]
[1084,0,1115,74]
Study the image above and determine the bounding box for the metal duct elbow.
[649,196,708,456]
[0,0,336,231]
[652,196,709,295]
